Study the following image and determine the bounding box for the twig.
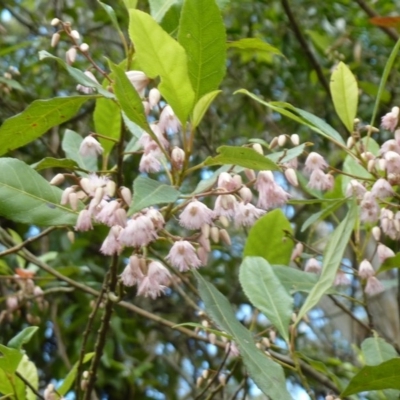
[51,302,72,369]
[15,371,45,400]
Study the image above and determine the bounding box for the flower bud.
[359,259,374,279]
[68,192,78,210]
[233,174,242,188]
[210,226,219,243]
[92,187,104,207]
[120,186,132,206]
[219,229,231,246]
[291,242,303,261]
[80,43,89,52]
[196,376,203,388]
[50,173,65,186]
[219,216,229,228]
[262,337,271,348]
[149,88,161,108]
[142,101,150,115]
[269,137,279,149]
[70,30,80,40]
[244,168,256,181]
[171,147,185,170]
[284,168,298,186]
[239,187,252,203]
[278,134,287,147]
[208,333,217,345]
[252,143,263,155]
[367,159,375,172]
[377,244,395,262]
[372,226,381,242]
[66,47,77,64]
[201,223,210,239]
[67,231,75,243]
[291,134,300,146]
[197,246,209,265]
[105,180,116,197]
[201,319,209,328]
[347,136,354,148]
[51,18,60,26]
[51,32,60,47]
[202,369,209,379]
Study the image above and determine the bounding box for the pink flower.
[290,243,303,261]
[377,243,395,262]
[358,259,374,279]
[365,276,384,296]
[214,194,237,219]
[137,261,171,299]
[380,208,399,239]
[379,139,400,155]
[80,174,109,197]
[94,200,120,226]
[120,255,145,286]
[179,199,214,230]
[75,210,93,231]
[360,192,379,223]
[139,124,169,152]
[144,207,165,230]
[333,270,350,286]
[384,151,400,174]
[304,258,321,274]
[307,169,334,191]
[304,152,328,173]
[125,70,149,97]
[371,178,394,199]
[149,88,161,108]
[118,214,158,247]
[234,202,266,227]
[217,172,239,191]
[255,171,290,210]
[139,151,162,173]
[159,105,181,134]
[79,135,104,157]
[345,179,366,198]
[100,226,123,255]
[166,240,202,272]
[381,106,399,132]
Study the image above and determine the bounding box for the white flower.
[79,135,103,157]
[179,199,214,230]
[166,240,202,272]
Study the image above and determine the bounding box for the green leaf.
[129,176,180,214]
[301,198,346,232]
[16,355,38,400]
[7,327,38,350]
[123,0,137,9]
[0,77,25,92]
[362,337,398,366]
[178,0,226,102]
[195,271,292,400]
[57,352,95,396]
[359,81,390,104]
[240,257,293,341]
[228,38,283,57]
[243,209,293,265]
[0,158,79,226]
[62,129,98,173]
[98,1,121,33]
[108,61,151,133]
[330,62,358,132]
[0,345,23,373]
[266,143,308,164]
[205,146,279,170]
[149,0,178,22]
[377,253,400,275]
[31,157,80,171]
[93,97,122,154]
[295,202,357,324]
[370,38,400,127]
[342,359,400,396]
[192,165,231,195]
[129,10,195,124]
[192,90,221,129]
[39,51,113,98]
[0,96,96,156]
[235,89,345,146]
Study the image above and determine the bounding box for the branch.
[15,371,45,400]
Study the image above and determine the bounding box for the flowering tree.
[1,0,400,399]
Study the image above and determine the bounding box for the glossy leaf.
[240,257,293,341]
[205,146,279,170]
[0,345,23,373]
[39,51,113,98]
[195,271,292,400]
[129,176,180,214]
[330,62,358,132]
[296,202,357,324]
[178,0,226,102]
[31,157,80,171]
[149,0,178,22]
[0,158,79,226]
[192,90,221,129]
[0,96,96,156]
[362,337,398,366]
[243,209,293,265]
[57,352,95,396]
[62,129,98,173]
[108,61,151,133]
[227,38,283,57]
[342,359,400,396]
[17,355,38,400]
[129,10,195,124]
[7,326,38,350]
[236,89,345,146]
[94,97,122,154]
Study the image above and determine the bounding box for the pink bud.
[66,47,77,64]
[149,88,161,108]
[120,187,132,206]
[284,168,298,186]
[51,32,60,47]
[171,147,185,170]
[358,259,374,279]
[50,173,65,186]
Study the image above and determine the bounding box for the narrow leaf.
[342,359,400,396]
[228,38,283,57]
[240,257,293,341]
[108,61,151,133]
[243,209,293,265]
[205,145,279,170]
[0,96,95,156]
[296,202,357,324]
[330,62,358,132]
[192,90,221,129]
[0,158,79,226]
[195,271,292,400]
[178,0,226,102]
[129,176,180,214]
[129,10,195,124]
[7,327,38,350]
